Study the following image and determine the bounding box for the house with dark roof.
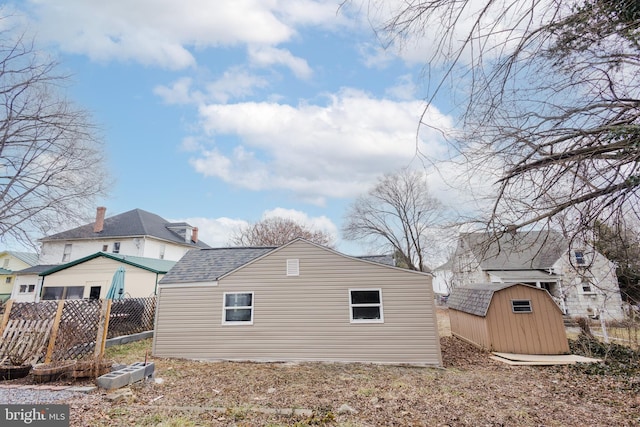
[447,283,570,354]
[451,231,625,320]
[11,252,176,302]
[0,251,39,302]
[38,207,210,265]
[153,238,442,366]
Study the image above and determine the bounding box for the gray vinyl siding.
[153,240,442,365]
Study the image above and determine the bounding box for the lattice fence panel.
[8,301,59,321]
[107,297,156,338]
[0,319,53,364]
[51,299,102,361]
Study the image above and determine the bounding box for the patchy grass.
[104,338,153,364]
[50,311,637,425]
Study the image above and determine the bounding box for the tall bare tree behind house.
[0,27,109,248]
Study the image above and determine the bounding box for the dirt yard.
[6,309,640,426]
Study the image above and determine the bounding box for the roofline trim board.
[39,252,175,276]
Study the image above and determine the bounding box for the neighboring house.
[22,252,176,302]
[10,265,57,302]
[153,238,442,366]
[448,283,570,355]
[38,207,210,265]
[432,259,453,297]
[0,251,39,302]
[451,231,625,321]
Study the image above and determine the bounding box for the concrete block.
[121,366,145,383]
[130,362,155,379]
[96,362,156,390]
[96,371,131,390]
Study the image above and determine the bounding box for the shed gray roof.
[461,231,566,270]
[40,209,210,249]
[356,254,395,266]
[448,283,524,317]
[159,247,276,284]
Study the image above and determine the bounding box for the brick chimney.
[191,227,198,244]
[94,207,106,233]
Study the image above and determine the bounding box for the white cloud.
[179,216,247,247]
[262,207,338,238]
[248,46,313,80]
[204,68,271,103]
[385,74,417,100]
[181,208,339,248]
[155,69,270,105]
[190,88,454,204]
[21,0,322,69]
[154,77,199,105]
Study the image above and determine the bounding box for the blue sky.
[4,0,488,258]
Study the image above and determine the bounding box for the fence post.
[0,299,14,338]
[44,300,65,364]
[94,299,112,359]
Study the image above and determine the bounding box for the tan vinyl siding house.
[153,239,442,366]
[448,283,569,355]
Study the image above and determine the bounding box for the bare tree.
[0,28,109,248]
[343,168,445,271]
[229,217,335,247]
[368,0,640,238]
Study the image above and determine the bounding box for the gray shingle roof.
[447,283,517,316]
[356,254,395,266]
[15,265,58,275]
[461,231,566,270]
[40,209,210,249]
[159,247,276,284]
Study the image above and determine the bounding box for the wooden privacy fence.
[0,297,156,364]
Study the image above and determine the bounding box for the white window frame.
[286,259,299,276]
[222,291,254,325]
[349,288,384,323]
[581,280,597,294]
[62,244,72,262]
[511,299,533,313]
[19,284,35,294]
[574,250,586,265]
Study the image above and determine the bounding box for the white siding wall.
[153,241,442,366]
[40,238,190,264]
[11,274,43,302]
[139,239,190,261]
[554,252,625,321]
[41,257,162,299]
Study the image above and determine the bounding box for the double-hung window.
[349,289,384,323]
[223,292,254,325]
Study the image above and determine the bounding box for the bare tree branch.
[0,25,109,249]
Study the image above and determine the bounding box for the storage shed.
[447,283,569,355]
